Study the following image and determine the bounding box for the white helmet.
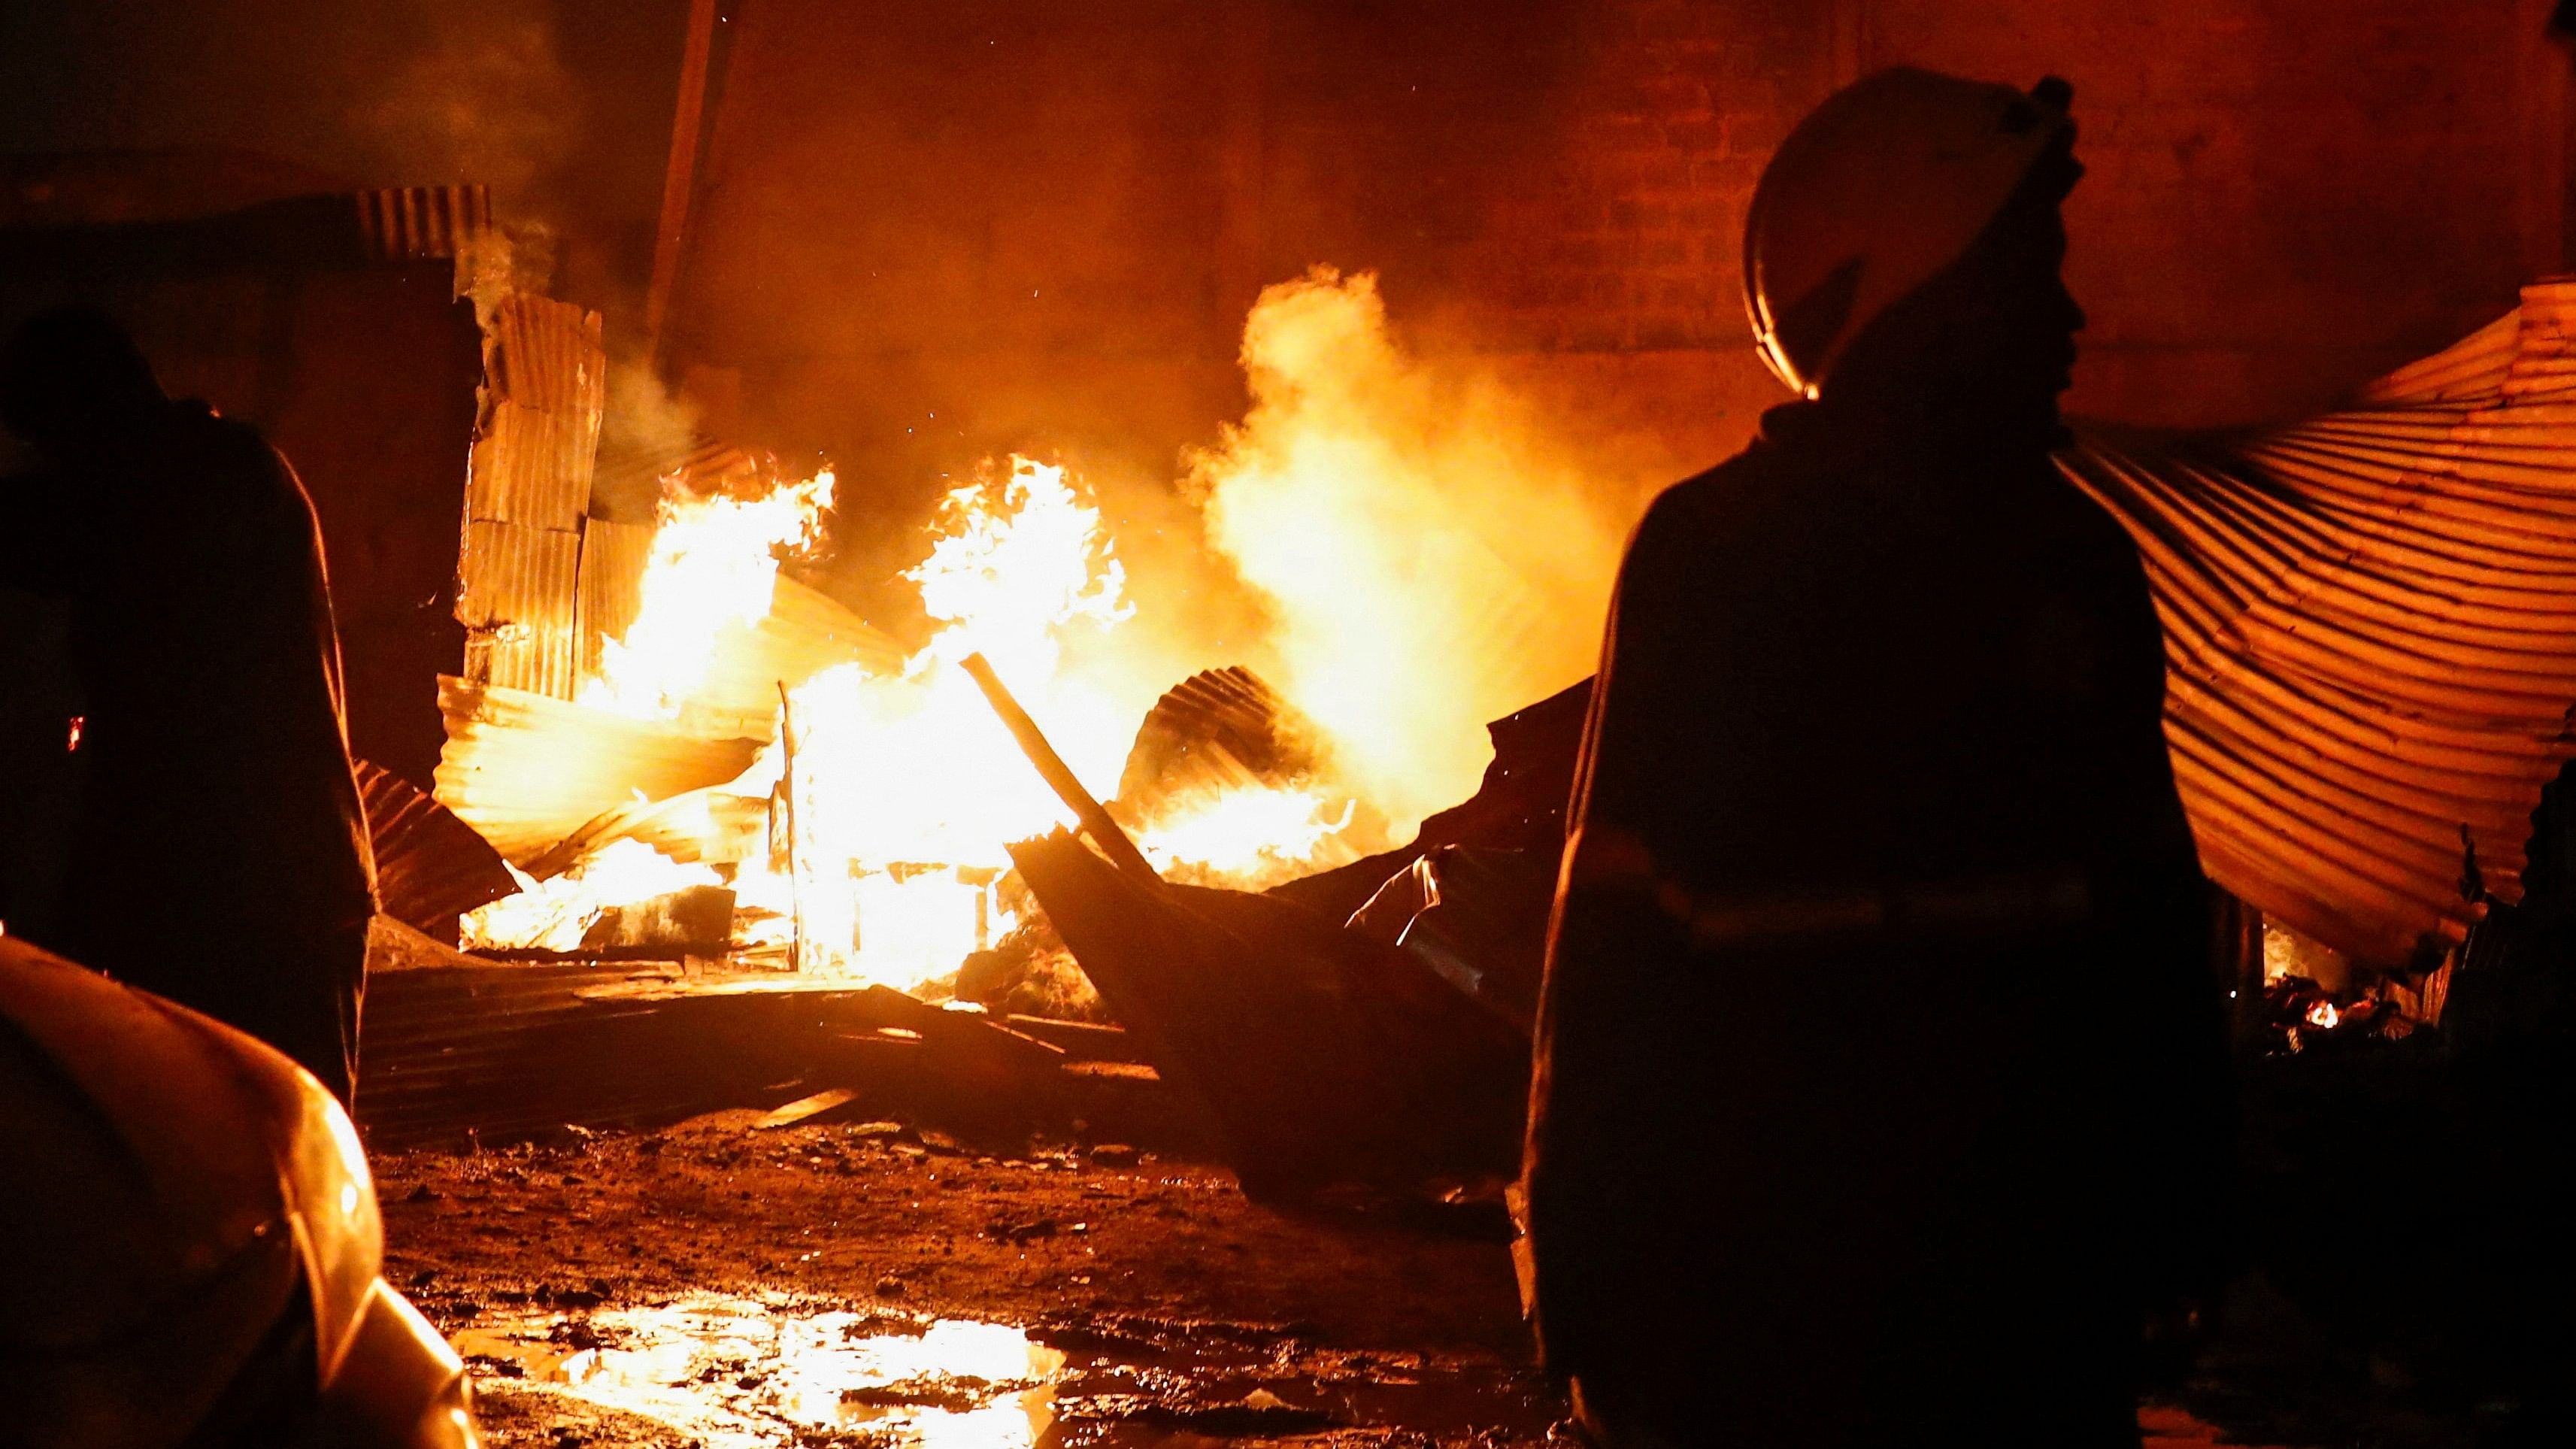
[1745,68,2074,398]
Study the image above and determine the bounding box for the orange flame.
[580,470,835,719]
[1186,268,1626,831]
[465,273,1632,992]
[470,456,1354,991]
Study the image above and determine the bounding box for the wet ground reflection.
[453,1293,1556,1447]
[455,1295,1065,1447]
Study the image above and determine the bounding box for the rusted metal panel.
[466,403,596,531]
[577,517,655,681]
[484,294,606,419]
[2063,278,2576,968]
[465,296,603,529]
[456,522,578,630]
[456,520,581,700]
[455,294,602,699]
[356,761,519,931]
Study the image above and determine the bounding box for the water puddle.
[454,1293,1555,1447]
[454,1295,1063,1447]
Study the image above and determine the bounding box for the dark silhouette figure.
[1523,72,2232,1446]
[0,307,375,1104]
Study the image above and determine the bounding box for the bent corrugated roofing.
[2062,281,2576,967]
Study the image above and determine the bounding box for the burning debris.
[453,452,1384,997]
[405,256,2561,1205]
[2250,918,2453,1055]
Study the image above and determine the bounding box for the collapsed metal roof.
[2063,282,2576,967]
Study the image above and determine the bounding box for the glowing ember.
[2305,999,2341,1030]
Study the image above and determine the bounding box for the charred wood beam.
[961,652,1159,882]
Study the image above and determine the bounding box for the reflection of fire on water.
[464,456,1361,992]
[453,1297,1065,1449]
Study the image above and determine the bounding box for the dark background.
[8,1,2565,523]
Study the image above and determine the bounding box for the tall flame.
[753,459,1141,871]
[465,271,1626,996]
[468,456,1337,993]
[580,471,835,719]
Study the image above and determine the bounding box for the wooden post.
[777,681,805,974]
[958,653,1160,884]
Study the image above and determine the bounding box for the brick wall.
[1862,0,2566,424]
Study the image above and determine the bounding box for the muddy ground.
[375,1114,2304,1448]
[379,1111,1550,1446]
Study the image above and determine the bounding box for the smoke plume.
[1186,268,1628,832]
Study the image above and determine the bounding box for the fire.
[723,459,1150,986]
[1186,268,1626,832]
[460,274,1627,994]
[580,470,835,719]
[1141,786,1357,889]
[467,455,1351,992]
[2305,999,2341,1030]
[463,839,723,953]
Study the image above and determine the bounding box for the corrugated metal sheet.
[467,405,596,530]
[592,435,771,503]
[456,520,582,699]
[465,296,602,529]
[356,959,700,1148]
[1117,666,1320,807]
[577,517,655,680]
[434,675,763,864]
[2062,279,2576,969]
[454,293,602,701]
[354,969,1050,1150]
[356,761,519,930]
[456,520,580,629]
[352,185,492,262]
[484,293,606,420]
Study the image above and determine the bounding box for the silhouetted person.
[1524,72,2232,1447]
[0,306,375,1105]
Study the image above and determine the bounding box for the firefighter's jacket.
[1524,396,2232,1444]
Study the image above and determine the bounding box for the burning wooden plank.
[961,651,1156,882]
